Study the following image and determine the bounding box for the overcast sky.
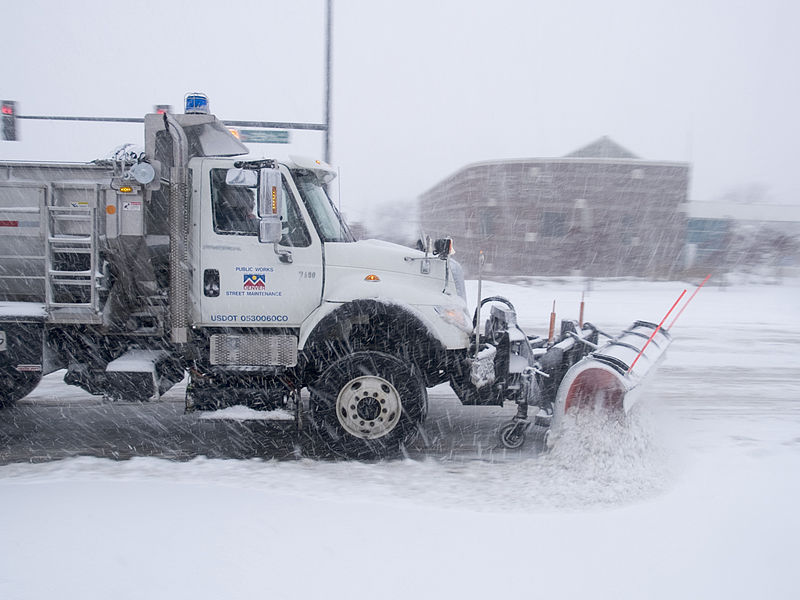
[2,0,798,220]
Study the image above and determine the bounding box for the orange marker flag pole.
[667,273,712,331]
[627,289,687,374]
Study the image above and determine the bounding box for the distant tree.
[367,200,420,247]
[719,183,772,205]
[723,224,800,271]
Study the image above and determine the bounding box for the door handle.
[203,269,220,297]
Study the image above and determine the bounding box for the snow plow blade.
[552,321,672,429]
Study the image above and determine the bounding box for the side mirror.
[259,215,282,244]
[258,168,284,217]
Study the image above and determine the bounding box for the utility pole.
[323,0,333,164]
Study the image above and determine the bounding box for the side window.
[211,169,258,235]
[209,169,310,247]
[277,178,311,248]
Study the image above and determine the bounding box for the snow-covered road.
[1,278,798,600]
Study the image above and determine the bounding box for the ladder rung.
[49,269,93,276]
[51,214,92,222]
[48,236,92,243]
[51,279,92,287]
[50,248,92,255]
[48,302,95,308]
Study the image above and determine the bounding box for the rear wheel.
[1,321,44,408]
[309,351,427,459]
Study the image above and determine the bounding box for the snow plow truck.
[0,95,671,457]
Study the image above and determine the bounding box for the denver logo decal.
[243,274,266,289]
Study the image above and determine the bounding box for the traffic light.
[2,100,17,141]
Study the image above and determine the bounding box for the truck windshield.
[293,171,354,243]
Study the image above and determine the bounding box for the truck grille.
[210,334,298,367]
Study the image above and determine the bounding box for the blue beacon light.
[184,93,210,114]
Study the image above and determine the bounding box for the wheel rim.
[335,375,403,440]
[500,424,525,449]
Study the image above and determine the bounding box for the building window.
[572,198,592,230]
[620,214,636,245]
[687,218,728,250]
[540,211,567,237]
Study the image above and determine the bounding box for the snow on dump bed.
[0,302,46,318]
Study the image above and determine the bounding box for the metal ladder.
[44,184,103,324]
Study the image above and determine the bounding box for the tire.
[499,422,526,449]
[1,321,44,408]
[309,351,427,459]
[0,366,42,408]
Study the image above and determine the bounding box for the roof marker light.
[364,274,380,282]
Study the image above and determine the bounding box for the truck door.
[196,160,323,328]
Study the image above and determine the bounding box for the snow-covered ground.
[1,277,799,600]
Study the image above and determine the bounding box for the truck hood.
[322,239,464,306]
[324,239,426,274]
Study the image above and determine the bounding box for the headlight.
[434,305,472,332]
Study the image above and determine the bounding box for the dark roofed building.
[565,136,639,160]
[419,138,689,278]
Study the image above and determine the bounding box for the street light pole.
[323,0,333,164]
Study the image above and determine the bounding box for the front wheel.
[309,351,427,459]
[499,421,527,449]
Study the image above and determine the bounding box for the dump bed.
[0,161,113,302]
